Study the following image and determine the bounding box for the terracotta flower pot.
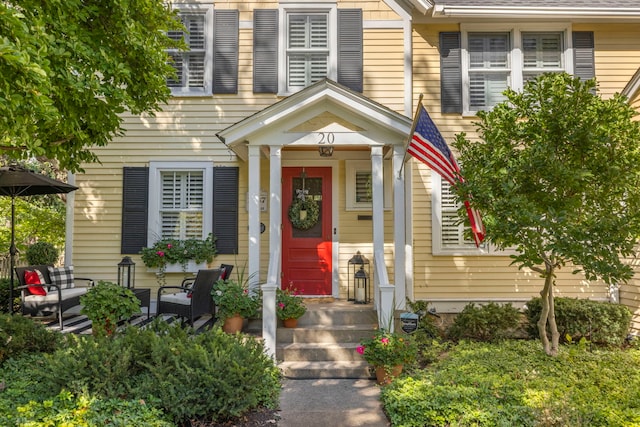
[222,314,244,333]
[283,318,298,328]
[375,364,403,385]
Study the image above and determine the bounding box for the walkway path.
[278,378,390,427]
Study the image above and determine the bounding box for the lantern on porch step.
[118,256,136,289]
[348,251,370,304]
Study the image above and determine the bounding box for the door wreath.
[288,198,320,230]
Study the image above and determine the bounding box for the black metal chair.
[14,265,94,330]
[156,268,222,325]
[219,264,234,281]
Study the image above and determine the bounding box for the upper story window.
[462,25,568,113]
[167,5,213,96]
[280,7,337,94]
[287,13,330,90]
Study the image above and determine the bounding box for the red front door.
[282,167,332,296]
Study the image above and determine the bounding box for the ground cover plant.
[0,316,281,426]
[381,339,640,426]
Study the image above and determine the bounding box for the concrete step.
[297,304,377,327]
[279,361,375,380]
[277,324,377,344]
[277,342,365,362]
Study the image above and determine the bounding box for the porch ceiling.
[216,79,413,161]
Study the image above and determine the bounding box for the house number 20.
[317,132,335,145]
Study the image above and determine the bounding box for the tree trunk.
[536,262,560,356]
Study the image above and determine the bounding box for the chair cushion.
[23,287,87,303]
[24,270,47,296]
[160,292,191,306]
[48,266,75,289]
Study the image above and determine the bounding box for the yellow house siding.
[363,29,405,111]
[409,24,614,309]
[573,24,640,99]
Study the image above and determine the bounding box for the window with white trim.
[280,5,337,94]
[166,5,213,96]
[463,24,568,114]
[431,172,511,256]
[148,162,213,244]
[346,160,392,210]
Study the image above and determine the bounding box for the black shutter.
[573,31,595,81]
[121,167,149,254]
[254,9,279,93]
[337,9,363,93]
[440,32,462,113]
[213,9,239,94]
[213,167,239,254]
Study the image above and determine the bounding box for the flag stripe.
[406,104,485,246]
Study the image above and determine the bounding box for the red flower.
[156,251,165,257]
[356,346,365,355]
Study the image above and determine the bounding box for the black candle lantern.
[348,251,370,304]
[118,256,136,289]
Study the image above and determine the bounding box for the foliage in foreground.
[381,340,640,426]
[0,320,281,425]
[0,313,61,363]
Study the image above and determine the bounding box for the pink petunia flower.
[381,337,389,345]
[356,346,365,355]
[167,244,172,249]
[156,251,165,257]
[278,302,285,309]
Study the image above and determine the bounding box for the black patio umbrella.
[0,165,78,313]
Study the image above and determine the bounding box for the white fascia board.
[432,5,640,19]
[622,68,640,100]
[217,80,412,148]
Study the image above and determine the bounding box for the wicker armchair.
[156,268,222,325]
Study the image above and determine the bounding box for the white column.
[393,145,406,310]
[248,145,261,291]
[262,146,282,359]
[371,146,384,309]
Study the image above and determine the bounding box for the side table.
[131,288,151,317]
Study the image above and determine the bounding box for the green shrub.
[25,241,59,265]
[447,302,522,342]
[133,323,281,423]
[0,278,21,314]
[524,297,631,346]
[41,319,281,424]
[381,340,640,427]
[0,314,60,364]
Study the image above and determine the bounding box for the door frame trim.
[283,159,339,297]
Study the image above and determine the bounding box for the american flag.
[406,104,485,246]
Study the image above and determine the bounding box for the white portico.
[217,79,413,357]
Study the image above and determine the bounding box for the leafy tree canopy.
[453,73,640,355]
[453,73,640,286]
[0,0,183,172]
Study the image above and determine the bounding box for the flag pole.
[398,93,424,179]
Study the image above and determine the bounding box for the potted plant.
[80,281,141,337]
[211,278,260,333]
[356,329,417,385]
[276,288,306,328]
[140,234,217,285]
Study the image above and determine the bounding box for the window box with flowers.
[357,329,417,385]
[140,234,217,285]
[276,287,306,328]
